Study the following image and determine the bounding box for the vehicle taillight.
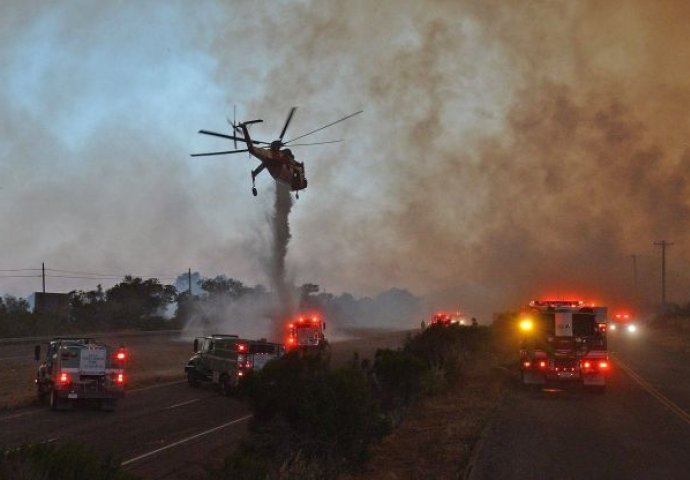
[523,361,531,368]
[599,361,608,369]
[237,343,247,352]
[538,360,547,368]
[116,373,125,384]
[116,350,126,361]
[238,371,244,377]
[59,372,71,384]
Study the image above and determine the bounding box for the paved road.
[468,331,690,480]
[0,328,410,479]
[0,381,250,479]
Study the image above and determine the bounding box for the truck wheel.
[187,372,201,388]
[219,374,233,397]
[37,385,48,404]
[50,390,62,411]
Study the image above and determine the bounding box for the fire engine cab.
[519,300,609,391]
[286,316,326,350]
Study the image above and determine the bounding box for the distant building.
[33,292,70,318]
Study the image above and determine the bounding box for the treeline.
[215,324,490,479]
[0,273,421,338]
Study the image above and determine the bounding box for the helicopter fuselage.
[238,122,307,192]
[251,147,307,192]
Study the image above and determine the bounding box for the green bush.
[404,324,489,385]
[218,325,492,478]
[219,351,387,478]
[0,442,137,480]
[372,348,428,409]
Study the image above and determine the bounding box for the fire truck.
[430,311,467,327]
[518,300,609,391]
[185,334,284,395]
[286,316,326,350]
[34,337,127,411]
[609,311,639,335]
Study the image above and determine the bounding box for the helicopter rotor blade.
[190,149,249,157]
[278,106,297,142]
[288,140,343,147]
[199,129,245,142]
[284,110,363,145]
[198,129,272,145]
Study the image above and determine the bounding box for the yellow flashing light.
[519,318,534,332]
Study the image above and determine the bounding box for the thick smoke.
[3,2,690,326]
[210,0,690,320]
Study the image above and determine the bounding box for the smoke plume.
[3,1,690,325]
[266,183,295,328]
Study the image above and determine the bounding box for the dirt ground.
[0,333,192,410]
[347,354,511,480]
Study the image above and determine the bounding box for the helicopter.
[192,107,362,198]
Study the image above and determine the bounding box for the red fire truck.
[286,315,326,350]
[609,311,639,335]
[518,300,609,391]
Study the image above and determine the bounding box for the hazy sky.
[2,1,689,320]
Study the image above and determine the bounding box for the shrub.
[219,351,387,478]
[0,442,136,480]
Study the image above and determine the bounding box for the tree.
[200,275,250,300]
[106,276,177,328]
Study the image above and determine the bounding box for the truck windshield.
[572,314,597,336]
[59,347,81,368]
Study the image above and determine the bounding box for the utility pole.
[629,254,638,305]
[188,268,192,295]
[653,241,674,306]
[42,262,46,293]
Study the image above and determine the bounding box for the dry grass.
[346,355,510,480]
[0,336,192,410]
[0,360,35,410]
[646,327,690,353]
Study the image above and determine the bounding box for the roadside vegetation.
[0,442,136,480]
[213,323,506,479]
[650,302,690,334]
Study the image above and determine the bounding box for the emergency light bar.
[529,300,584,308]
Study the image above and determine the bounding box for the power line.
[0,274,42,278]
[45,268,180,278]
[44,275,178,281]
[0,268,42,272]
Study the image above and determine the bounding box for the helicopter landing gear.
[251,165,265,197]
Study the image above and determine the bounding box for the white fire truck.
[518,300,609,391]
[34,337,127,411]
